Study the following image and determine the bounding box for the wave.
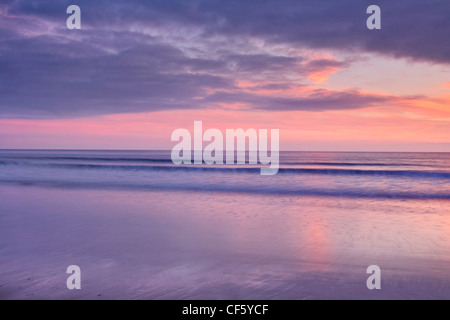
[2,161,449,179]
[287,162,427,167]
[281,168,450,178]
[0,155,440,167]
[0,178,449,200]
[0,156,435,167]
[0,156,173,164]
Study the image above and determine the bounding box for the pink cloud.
[1,101,449,151]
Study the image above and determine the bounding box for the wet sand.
[1,185,449,299]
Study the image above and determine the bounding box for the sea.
[0,150,449,299]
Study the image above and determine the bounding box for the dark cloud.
[203,89,415,112]
[305,59,350,73]
[0,0,446,118]
[4,0,449,63]
[0,34,233,118]
[248,83,293,91]
[225,54,301,73]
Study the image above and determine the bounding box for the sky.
[0,0,449,151]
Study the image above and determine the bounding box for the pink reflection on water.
[300,215,332,271]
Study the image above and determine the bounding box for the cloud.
[224,54,301,73]
[203,89,420,112]
[0,34,237,118]
[0,0,447,118]
[4,0,449,62]
[6,0,449,62]
[304,58,351,83]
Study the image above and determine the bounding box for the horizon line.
[1,148,450,154]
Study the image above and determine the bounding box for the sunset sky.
[0,0,449,151]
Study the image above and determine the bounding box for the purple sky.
[0,0,449,150]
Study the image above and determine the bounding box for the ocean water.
[1,150,449,199]
[0,150,449,299]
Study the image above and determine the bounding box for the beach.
[0,150,449,299]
